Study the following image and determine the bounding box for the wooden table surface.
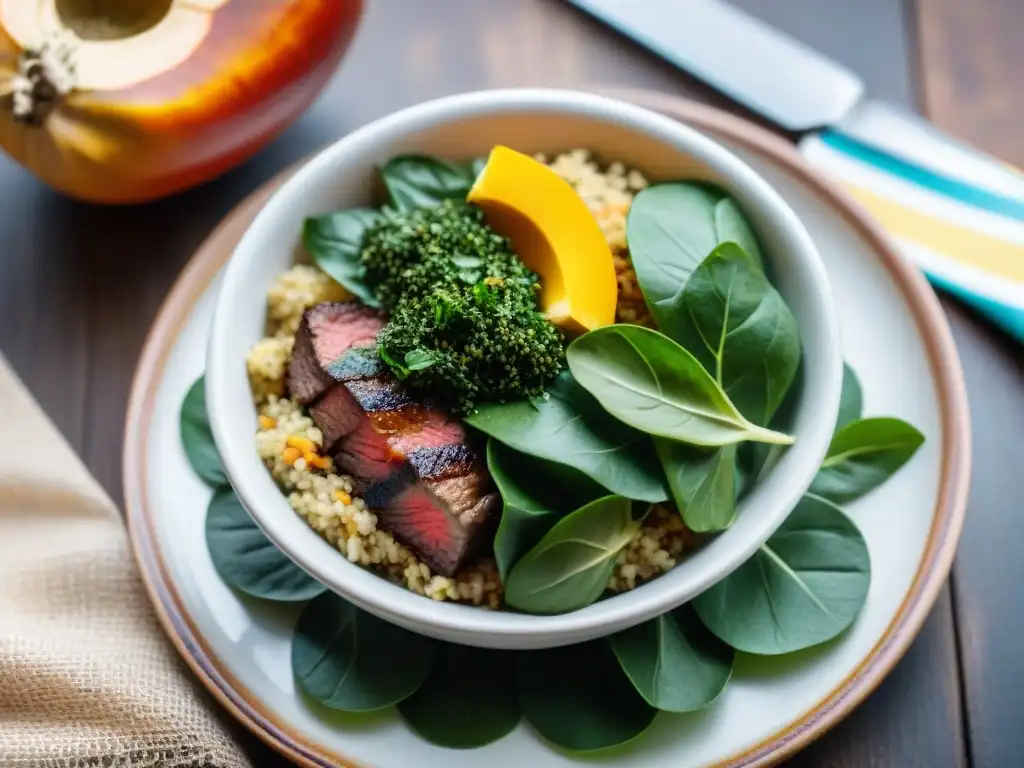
[2,1,1021,765]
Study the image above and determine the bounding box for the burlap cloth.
[0,353,251,767]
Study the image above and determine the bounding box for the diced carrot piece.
[287,435,316,453]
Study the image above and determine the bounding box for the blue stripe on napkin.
[820,131,1024,222]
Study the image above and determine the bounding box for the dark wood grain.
[0,177,91,454]
[0,0,1000,766]
[942,302,1024,768]
[939,300,1024,768]
[917,0,1024,165]
[915,3,1024,766]
[786,589,965,768]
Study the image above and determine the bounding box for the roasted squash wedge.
[468,145,617,334]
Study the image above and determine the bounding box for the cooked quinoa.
[246,264,351,402]
[266,263,351,336]
[245,150,689,609]
[607,506,695,592]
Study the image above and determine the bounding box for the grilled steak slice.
[372,482,499,575]
[311,376,416,472]
[294,302,498,575]
[377,445,500,574]
[326,388,499,575]
[286,302,384,405]
[407,444,477,480]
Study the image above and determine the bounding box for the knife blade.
[569,0,864,132]
[567,0,1024,341]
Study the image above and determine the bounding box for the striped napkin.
[798,105,1024,341]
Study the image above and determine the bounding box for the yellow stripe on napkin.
[841,183,1024,284]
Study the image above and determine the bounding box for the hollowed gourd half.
[0,0,363,202]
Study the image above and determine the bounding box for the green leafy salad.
[181,151,925,754]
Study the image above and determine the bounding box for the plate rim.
[122,89,971,768]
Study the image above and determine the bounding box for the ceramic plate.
[123,91,970,767]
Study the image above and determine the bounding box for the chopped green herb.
[377,281,564,413]
[361,200,564,412]
[360,200,534,307]
[377,346,410,379]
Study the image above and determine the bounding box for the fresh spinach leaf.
[465,370,668,503]
[180,376,228,487]
[655,440,738,532]
[836,363,864,432]
[810,417,925,503]
[608,604,733,712]
[398,643,520,748]
[737,440,772,498]
[292,592,436,711]
[627,182,760,310]
[205,488,326,601]
[714,197,764,268]
[504,495,639,615]
[302,209,383,307]
[487,439,605,582]
[469,155,489,179]
[380,154,476,211]
[626,183,722,307]
[732,450,748,499]
[518,640,656,752]
[737,364,803,491]
[657,242,801,426]
[566,325,794,447]
[693,494,871,654]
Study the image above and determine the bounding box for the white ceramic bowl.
[207,89,842,650]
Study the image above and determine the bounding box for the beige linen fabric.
[0,354,251,768]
